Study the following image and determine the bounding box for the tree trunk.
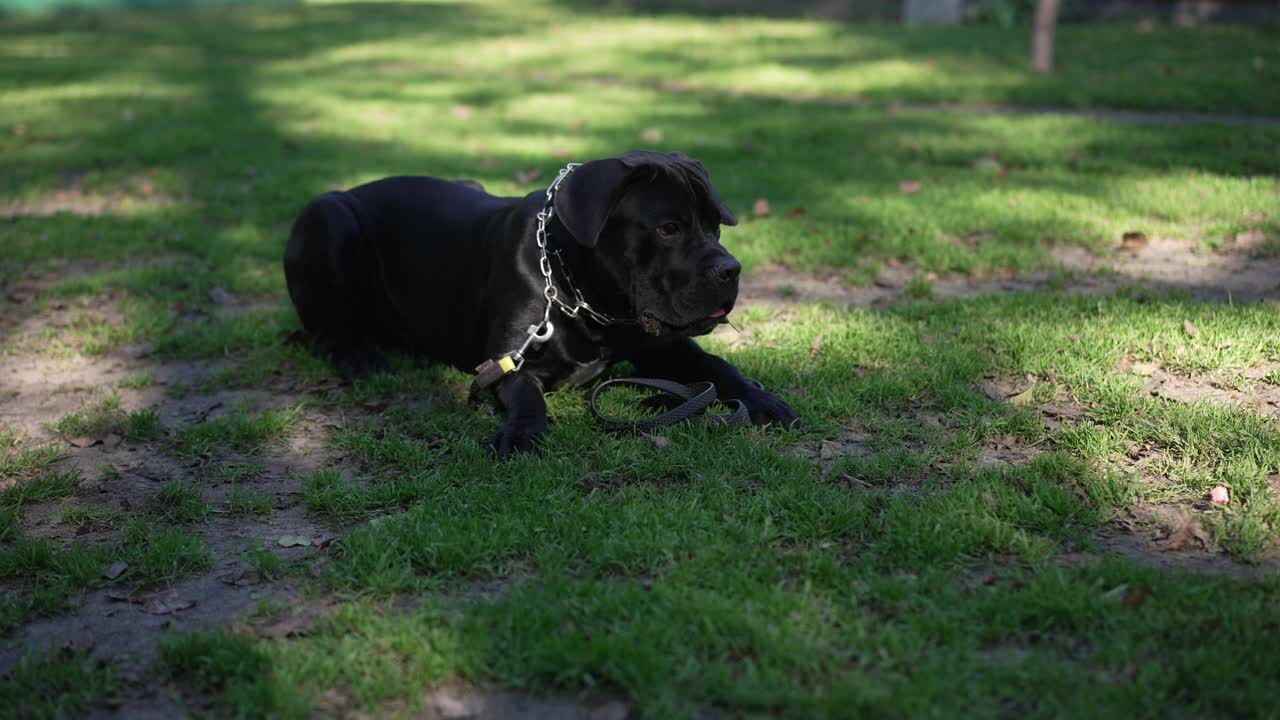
[1032,0,1060,73]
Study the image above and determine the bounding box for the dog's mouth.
[640,305,733,336]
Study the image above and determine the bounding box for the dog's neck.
[544,217,631,324]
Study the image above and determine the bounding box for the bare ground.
[2,237,1278,716]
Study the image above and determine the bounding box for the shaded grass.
[176,404,303,458]
[0,649,119,720]
[146,482,211,525]
[157,630,280,720]
[0,519,213,633]
[49,395,164,442]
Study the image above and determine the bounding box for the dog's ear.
[670,153,738,227]
[552,159,632,248]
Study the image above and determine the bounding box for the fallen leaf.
[514,168,542,184]
[642,433,669,450]
[751,198,771,217]
[898,180,922,194]
[1122,587,1150,609]
[6,290,33,303]
[1158,508,1211,551]
[1135,18,1154,32]
[1120,231,1149,250]
[810,334,824,360]
[209,287,236,305]
[1007,382,1037,406]
[67,436,101,448]
[220,568,263,587]
[448,104,476,119]
[1183,319,1200,338]
[278,535,312,548]
[102,561,129,580]
[819,441,837,461]
[140,590,195,615]
[1209,485,1230,505]
[640,127,664,144]
[138,178,156,196]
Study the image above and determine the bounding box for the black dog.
[284,151,799,456]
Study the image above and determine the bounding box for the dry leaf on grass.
[143,591,195,615]
[278,535,312,548]
[1120,231,1149,250]
[810,334,824,360]
[102,561,129,580]
[640,127,664,144]
[1157,508,1211,551]
[898,180,922,194]
[643,434,669,450]
[1183,319,1201,338]
[751,198,771,217]
[1122,587,1150,609]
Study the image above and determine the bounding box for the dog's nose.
[706,256,741,284]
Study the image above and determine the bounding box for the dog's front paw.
[488,421,545,459]
[741,388,803,431]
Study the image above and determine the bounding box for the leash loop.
[589,378,752,433]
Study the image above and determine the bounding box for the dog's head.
[553,151,740,337]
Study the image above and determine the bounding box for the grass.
[176,405,303,458]
[147,482,212,524]
[0,649,119,720]
[1,0,1279,717]
[48,395,164,442]
[227,485,274,515]
[157,630,280,719]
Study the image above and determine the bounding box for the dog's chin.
[639,309,729,337]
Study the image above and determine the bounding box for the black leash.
[589,378,761,432]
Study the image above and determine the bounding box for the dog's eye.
[656,222,680,238]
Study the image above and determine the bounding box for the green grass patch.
[241,540,286,580]
[227,485,274,516]
[146,482,211,525]
[49,395,164,443]
[157,630,280,719]
[0,649,119,720]
[177,405,303,458]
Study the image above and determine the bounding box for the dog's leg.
[489,374,548,458]
[285,192,389,383]
[629,338,801,429]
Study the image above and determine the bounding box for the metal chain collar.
[507,162,617,371]
[536,163,616,327]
